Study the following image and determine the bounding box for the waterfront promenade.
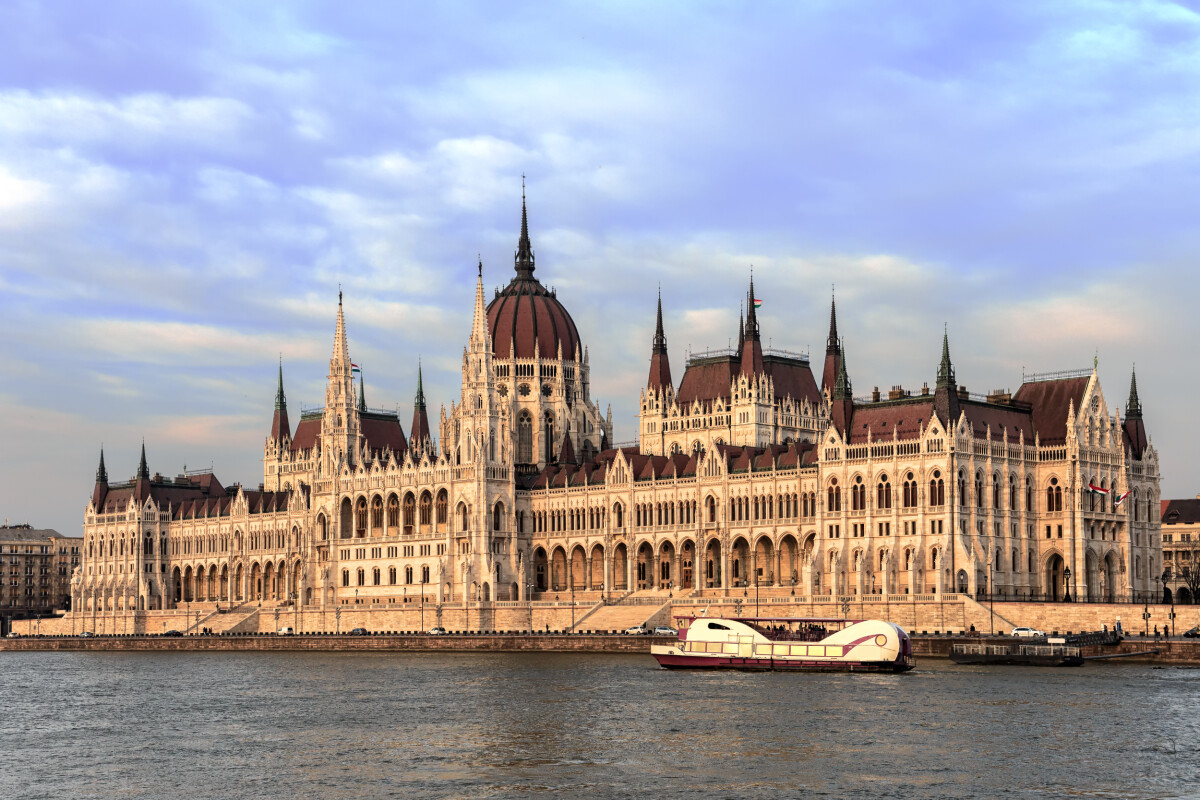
[5,630,1200,664]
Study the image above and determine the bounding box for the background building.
[1,524,81,633]
[1161,498,1200,605]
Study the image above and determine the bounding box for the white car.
[1010,627,1045,638]
[427,626,448,636]
[653,626,679,636]
[624,624,649,635]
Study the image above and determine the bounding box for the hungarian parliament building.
[75,197,1164,617]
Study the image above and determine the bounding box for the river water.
[0,651,1196,799]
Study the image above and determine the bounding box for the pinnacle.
[137,441,149,480]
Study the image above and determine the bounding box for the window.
[387,495,399,528]
[389,567,396,585]
[852,476,865,511]
[930,471,944,507]
[341,569,349,587]
[1047,478,1063,513]
[877,475,891,510]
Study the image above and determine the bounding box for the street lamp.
[526,581,534,632]
[1063,566,1072,603]
[420,596,425,631]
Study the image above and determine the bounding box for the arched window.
[992,474,1000,509]
[341,569,349,587]
[371,496,383,530]
[1009,476,1017,511]
[403,494,416,532]
[1026,477,1033,512]
[355,498,368,537]
[930,471,944,507]
[517,413,533,464]
[493,502,504,532]
[388,567,396,585]
[419,492,432,526]
[373,568,381,586]
[828,478,841,512]
[975,472,984,509]
[436,490,448,526]
[387,495,399,528]
[958,471,967,508]
[405,566,413,584]
[356,568,364,586]
[544,412,556,463]
[876,474,891,510]
[903,473,917,508]
[614,502,625,528]
[1047,478,1062,512]
[458,503,469,532]
[852,476,866,511]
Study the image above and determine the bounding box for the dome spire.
[515,175,535,279]
[137,440,149,480]
[1126,366,1142,420]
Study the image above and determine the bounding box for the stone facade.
[1161,497,1200,605]
[68,196,1164,632]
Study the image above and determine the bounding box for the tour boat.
[651,616,915,673]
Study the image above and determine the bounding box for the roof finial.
[478,254,482,278]
[96,447,108,484]
[338,283,342,306]
[276,357,287,410]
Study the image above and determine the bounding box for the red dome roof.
[487,280,581,361]
[485,195,582,361]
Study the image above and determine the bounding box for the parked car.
[653,626,679,636]
[277,627,294,636]
[5,632,19,638]
[79,631,95,638]
[1010,627,1045,638]
[162,630,183,637]
[624,625,649,635]
[1183,626,1200,639]
[427,626,448,635]
[348,628,369,636]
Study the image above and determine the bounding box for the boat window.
[707,622,730,630]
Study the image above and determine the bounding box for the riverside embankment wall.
[4,633,1199,664]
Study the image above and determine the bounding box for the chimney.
[958,386,969,400]
[921,382,930,396]
[888,385,905,401]
[871,386,881,402]
[987,389,1011,404]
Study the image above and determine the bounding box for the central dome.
[486,197,582,362]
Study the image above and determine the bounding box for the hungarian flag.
[752,298,763,309]
[351,363,362,374]
[1113,490,1131,507]
[1085,483,1109,496]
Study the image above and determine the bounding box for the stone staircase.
[571,592,675,633]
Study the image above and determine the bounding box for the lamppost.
[1063,566,1072,603]
[1155,575,1161,607]
[1169,597,1177,638]
[989,560,995,636]
[420,596,425,631]
[527,581,534,632]
[1142,600,1150,637]
[335,605,342,634]
[570,583,576,632]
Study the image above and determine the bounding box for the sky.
[2,1,1199,536]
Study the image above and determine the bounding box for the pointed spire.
[411,361,432,454]
[471,258,489,348]
[739,274,764,378]
[745,274,760,341]
[91,447,109,509]
[358,372,367,412]
[647,289,673,391]
[821,293,843,395]
[515,176,535,280]
[558,432,576,465]
[826,293,840,354]
[275,359,286,410]
[270,360,292,442]
[833,344,852,401]
[137,441,149,480]
[653,287,667,355]
[332,290,350,372]
[936,325,956,390]
[736,309,744,356]
[1126,367,1142,420]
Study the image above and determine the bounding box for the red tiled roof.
[675,355,820,408]
[961,402,1033,444]
[291,418,322,452]
[844,401,934,444]
[361,414,408,459]
[1013,377,1089,446]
